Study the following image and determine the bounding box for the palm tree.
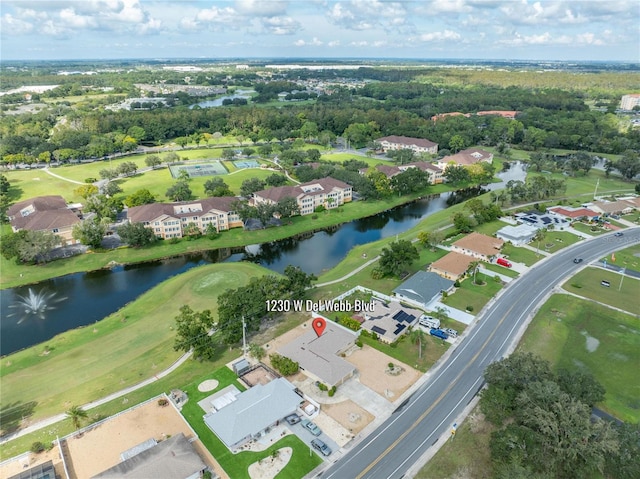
[66,405,88,430]
[534,228,547,257]
[409,328,426,359]
[432,306,450,322]
[468,260,481,284]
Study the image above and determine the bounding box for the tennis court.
[233,159,261,169]
[169,161,228,178]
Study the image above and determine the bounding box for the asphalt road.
[322,227,640,479]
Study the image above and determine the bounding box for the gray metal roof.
[393,271,455,304]
[204,378,302,447]
[278,323,357,387]
[91,433,206,479]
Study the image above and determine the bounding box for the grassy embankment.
[0,262,272,428]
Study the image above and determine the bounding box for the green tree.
[166,180,192,201]
[74,184,99,199]
[240,178,266,197]
[444,165,471,184]
[124,188,156,207]
[221,148,236,160]
[265,173,287,187]
[449,134,465,153]
[173,305,217,361]
[275,197,300,218]
[378,240,419,277]
[204,178,233,197]
[417,230,444,250]
[144,155,162,169]
[282,265,316,299]
[452,212,475,233]
[72,217,107,249]
[390,167,430,195]
[102,181,122,197]
[116,222,157,247]
[66,405,88,430]
[183,222,201,239]
[248,343,266,361]
[84,194,123,221]
[613,150,640,180]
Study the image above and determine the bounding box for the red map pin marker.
[312,317,326,337]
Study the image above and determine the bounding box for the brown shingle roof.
[7,195,68,217]
[12,209,80,231]
[440,148,493,166]
[430,252,475,277]
[453,232,504,257]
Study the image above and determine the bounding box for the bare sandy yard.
[346,345,422,400]
[322,399,375,436]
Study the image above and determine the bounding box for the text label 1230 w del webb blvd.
[266,299,375,313]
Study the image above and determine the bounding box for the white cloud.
[235,0,289,17]
[328,40,341,47]
[59,8,97,29]
[1,13,34,35]
[417,30,462,42]
[327,0,408,31]
[294,36,323,46]
[262,16,301,35]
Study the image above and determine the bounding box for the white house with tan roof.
[127,196,243,239]
[359,161,443,184]
[252,177,352,216]
[374,135,438,155]
[451,232,504,262]
[429,252,476,280]
[435,148,494,171]
[7,195,82,245]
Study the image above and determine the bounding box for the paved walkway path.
[43,167,85,185]
[0,351,192,445]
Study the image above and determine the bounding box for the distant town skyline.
[1,0,638,62]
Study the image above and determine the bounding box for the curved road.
[322,227,640,479]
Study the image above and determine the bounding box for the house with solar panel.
[393,271,455,309]
[514,210,570,230]
[359,299,423,343]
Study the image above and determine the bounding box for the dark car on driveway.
[311,438,332,456]
[285,414,300,425]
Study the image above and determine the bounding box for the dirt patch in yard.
[322,400,374,435]
[346,345,422,400]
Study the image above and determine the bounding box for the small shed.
[233,358,251,376]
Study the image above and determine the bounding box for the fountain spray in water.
[8,288,67,324]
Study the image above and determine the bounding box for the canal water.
[0,163,525,355]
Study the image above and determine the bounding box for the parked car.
[496,257,512,268]
[444,328,458,338]
[311,438,332,456]
[573,258,583,264]
[430,329,448,340]
[301,419,322,436]
[614,232,624,237]
[285,414,300,425]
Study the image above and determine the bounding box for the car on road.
[285,414,300,425]
[301,419,322,436]
[311,438,332,456]
[573,258,583,264]
[614,232,624,237]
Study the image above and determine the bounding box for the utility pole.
[593,178,600,200]
[242,316,247,358]
[618,267,626,291]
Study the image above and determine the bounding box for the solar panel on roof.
[392,311,403,320]
[371,326,387,335]
[405,314,416,323]
[393,324,406,335]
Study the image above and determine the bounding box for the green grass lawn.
[571,221,605,235]
[528,169,636,198]
[519,294,640,422]
[482,262,519,278]
[598,243,640,270]
[501,243,542,266]
[360,332,449,373]
[472,220,510,236]
[443,273,503,314]
[537,230,583,254]
[562,267,640,315]
[180,367,322,479]
[0,262,272,424]
[321,152,393,168]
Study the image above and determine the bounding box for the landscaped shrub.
[84,177,97,183]
[317,382,328,391]
[269,353,299,376]
[388,362,394,369]
[168,237,181,244]
[370,267,384,280]
[328,386,337,397]
[30,441,46,453]
[311,214,318,220]
[466,305,474,312]
[454,280,461,287]
[355,339,363,348]
[158,398,169,407]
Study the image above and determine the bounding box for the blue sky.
[1,0,638,61]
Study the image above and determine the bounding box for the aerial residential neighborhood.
[1,2,639,479]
